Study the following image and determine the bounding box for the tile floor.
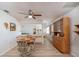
[1,38,72,57]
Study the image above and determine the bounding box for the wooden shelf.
[75,25,79,28]
[74,31,79,34]
[54,31,63,33]
[74,25,79,34]
[54,32,64,37]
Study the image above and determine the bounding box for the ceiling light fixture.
[28,15,32,18]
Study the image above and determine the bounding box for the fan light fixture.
[28,15,32,18]
[19,9,42,19]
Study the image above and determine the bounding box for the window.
[46,26,50,34]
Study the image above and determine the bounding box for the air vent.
[3,10,9,13]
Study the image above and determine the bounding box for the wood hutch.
[52,16,70,54]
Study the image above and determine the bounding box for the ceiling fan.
[19,9,42,19]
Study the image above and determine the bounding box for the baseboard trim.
[71,52,78,57]
[0,44,17,56]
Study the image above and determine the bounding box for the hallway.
[1,39,72,57]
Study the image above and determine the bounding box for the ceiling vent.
[3,10,9,13]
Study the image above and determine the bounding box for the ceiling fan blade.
[24,16,28,18]
[29,9,33,15]
[19,12,28,15]
[32,16,36,19]
[33,14,42,16]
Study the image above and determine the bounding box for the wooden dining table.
[16,35,36,44]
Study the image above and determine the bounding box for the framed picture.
[10,23,16,31]
[4,22,8,29]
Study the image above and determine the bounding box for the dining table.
[16,35,36,44]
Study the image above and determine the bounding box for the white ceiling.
[0,2,78,25]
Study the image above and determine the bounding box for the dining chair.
[17,40,31,56]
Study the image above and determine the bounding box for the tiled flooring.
[1,39,72,57]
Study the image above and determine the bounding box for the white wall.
[21,24,35,34]
[21,24,42,35]
[64,6,79,56]
[0,10,21,55]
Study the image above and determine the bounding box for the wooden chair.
[30,37,35,50]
